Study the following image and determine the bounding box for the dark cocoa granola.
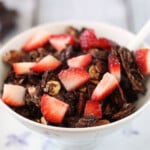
[1,26,147,128]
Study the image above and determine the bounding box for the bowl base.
[51,139,101,150]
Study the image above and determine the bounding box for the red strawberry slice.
[41,94,69,124]
[2,84,26,107]
[108,53,121,81]
[31,55,61,72]
[134,48,150,75]
[97,38,113,50]
[49,34,74,52]
[79,29,98,50]
[23,30,50,51]
[58,68,90,91]
[84,100,102,118]
[91,72,119,101]
[13,62,36,75]
[79,29,114,50]
[67,54,92,68]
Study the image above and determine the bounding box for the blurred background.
[0,0,150,46]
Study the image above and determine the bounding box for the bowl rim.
[0,20,150,132]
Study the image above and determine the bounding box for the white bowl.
[0,21,150,150]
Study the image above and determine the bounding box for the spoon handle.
[127,20,150,50]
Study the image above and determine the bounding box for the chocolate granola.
[1,26,148,128]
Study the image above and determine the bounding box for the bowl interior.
[0,21,150,129]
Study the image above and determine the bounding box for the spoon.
[127,20,150,50]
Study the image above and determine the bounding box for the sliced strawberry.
[134,48,150,74]
[49,34,74,52]
[84,100,102,118]
[91,72,119,101]
[108,52,121,81]
[31,55,61,72]
[97,38,113,50]
[67,54,92,68]
[79,29,98,50]
[23,30,50,51]
[58,68,90,91]
[13,62,36,75]
[2,84,26,107]
[41,94,69,124]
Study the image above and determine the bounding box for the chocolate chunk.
[12,102,42,119]
[102,86,127,119]
[120,72,138,102]
[64,116,79,127]
[93,119,110,126]
[4,71,27,86]
[89,49,108,60]
[111,86,127,109]
[75,116,98,128]
[60,45,76,61]
[117,47,146,94]
[63,92,79,116]
[27,73,42,85]
[87,83,95,99]
[66,26,80,42]
[111,103,135,121]
[77,93,86,116]
[41,71,49,88]
[23,46,52,62]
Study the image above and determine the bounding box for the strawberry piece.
[41,94,69,124]
[67,54,92,68]
[49,34,74,52]
[97,38,113,50]
[108,53,121,81]
[134,48,150,74]
[84,100,102,118]
[79,29,98,50]
[23,30,50,51]
[58,68,90,91]
[91,72,119,101]
[79,28,114,50]
[2,84,26,107]
[13,62,36,75]
[31,55,61,72]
